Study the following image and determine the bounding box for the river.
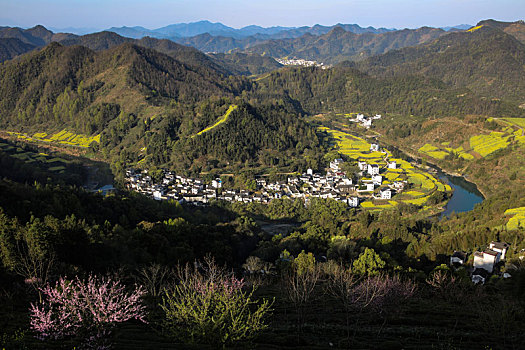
[437,172,484,218]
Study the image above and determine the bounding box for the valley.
[0,13,525,350]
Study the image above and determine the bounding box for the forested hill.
[57,31,231,76]
[253,65,525,118]
[477,19,525,44]
[355,25,525,103]
[0,42,233,133]
[0,41,322,174]
[0,27,282,76]
[0,25,75,46]
[240,26,446,64]
[0,38,36,62]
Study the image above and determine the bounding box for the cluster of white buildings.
[125,169,219,204]
[275,58,329,69]
[349,113,382,129]
[450,242,511,284]
[124,145,407,207]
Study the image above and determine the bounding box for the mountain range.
[0,19,524,172]
[106,20,395,40]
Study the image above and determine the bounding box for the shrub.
[160,258,273,346]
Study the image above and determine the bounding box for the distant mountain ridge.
[106,20,394,40]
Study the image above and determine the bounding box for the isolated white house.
[373,114,382,119]
[473,250,500,273]
[307,168,313,175]
[356,113,365,121]
[489,242,509,260]
[388,161,397,169]
[370,143,379,152]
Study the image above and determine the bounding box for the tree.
[353,248,386,275]
[294,250,316,275]
[284,256,321,332]
[30,275,147,349]
[160,257,273,346]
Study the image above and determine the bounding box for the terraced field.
[469,132,511,157]
[418,144,449,159]
[504,207,525,230]
[419,143,474,160]
[504,118,525,128]
[321,126,451,211]
[7,129,101,148]
[0,140,71,173]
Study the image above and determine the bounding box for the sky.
[1,0,524,31]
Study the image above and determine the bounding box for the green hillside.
[357,25,525,103]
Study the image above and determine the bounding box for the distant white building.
[373,114,382,119]
[363,119,372,128]
[372,175,383,185]
[367,164,380,175]
[153,189,165,201]
[330,158,344,171]
[388,161,397,169]
[307,168,313,175]
[212,178,222,189]
[473,250,500,273]
[489,242,509,260]
[356,113,365,121]
[370,143,379,152]
[380,188,392,200]
[358,161,368,171]
[366,183,375,192]
[348,197,359,208]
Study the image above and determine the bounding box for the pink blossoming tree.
[29,275,147,349]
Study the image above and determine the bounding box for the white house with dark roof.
[489,242,509,260]
[473,250,500,273]
[330,158,344,171]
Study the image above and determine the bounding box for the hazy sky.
[1,0,524,30]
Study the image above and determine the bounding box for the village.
[275,57,329,69]
[124,141,408,208]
